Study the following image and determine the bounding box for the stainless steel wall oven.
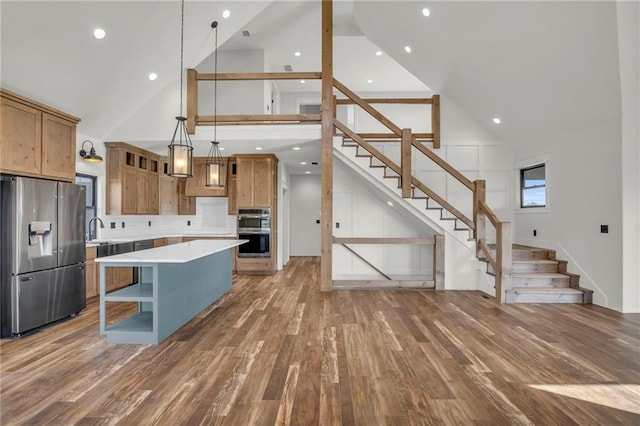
[238,208,271,258]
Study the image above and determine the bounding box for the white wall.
[196,49,265,115]
[277,161,289,269]
[618,1,640,313]
[333,160,436,280]
[289,174,321,256]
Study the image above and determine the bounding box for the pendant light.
[167,0,193,177]
[205,20,225,187]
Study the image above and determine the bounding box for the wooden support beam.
[320,0,333,292]
[197,114,321,125]
[496,222,512,304]
[339,244,391,280]
[434,234,444,290]
[401,128,412,198]
[432,94,440,149]
[196,71,322,81]
[186,69,197,134]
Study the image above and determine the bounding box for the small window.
[75,174,97,238]
[520,164,546,208]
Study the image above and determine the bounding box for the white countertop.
[86,233,237,247]
[96,240,247,264]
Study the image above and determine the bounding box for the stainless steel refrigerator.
[0,176,86,337]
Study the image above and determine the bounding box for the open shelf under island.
[96,239,246,344]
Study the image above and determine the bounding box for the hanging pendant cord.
[179,0,185,118]
[212,21,218,143]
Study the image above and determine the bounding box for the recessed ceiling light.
[300,80,306,84]
[375,51,383,56]
[255,146,263,150]
[293,147,301,150]
[387,201,394,207]
[422,8,431,17]
[93,28,106,40]
[305,171,311,174]
[294,51,301,57]
[222,10,231,19]
[367,79,373,84]
[404,46,412,53]
[493,117,501,124]
[301,161,307,165]
[148,73,158,81]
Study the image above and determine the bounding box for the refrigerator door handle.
[20,276,34,282]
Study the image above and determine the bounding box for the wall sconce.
[79,140,103,163]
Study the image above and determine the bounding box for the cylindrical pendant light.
[205,20,224,187]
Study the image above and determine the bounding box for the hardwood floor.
[1,256,639,425]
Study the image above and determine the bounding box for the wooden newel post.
[473,180,486,248]
[401,128,412,198]
[433,234,445,289]
[431,94,440,149]
[495,221,512,304]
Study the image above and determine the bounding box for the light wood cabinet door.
[153,238,168,248]
[122,168,138,215]
[253,158,273,207]
[177,178,196,215]
[236,157,255,208]
[136,172,150,214]
[85,258,98,298]
[160,176,179,215]
[149,174,159,214]
[0,97,42,176]
[41,113,75,181]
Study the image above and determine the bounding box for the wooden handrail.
[333,79,402,136]
[477,239,497,272]
[336,97,433,105]
[334,120,401,174]
[412,139,474,191]
[343,133,434,140]
[333,237,435,244]
[195,71,322,81]
[335,119,475,231]
[478,199,501,228]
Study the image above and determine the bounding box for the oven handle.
[239,230,271,235]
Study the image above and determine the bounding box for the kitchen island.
[96,239,246,344]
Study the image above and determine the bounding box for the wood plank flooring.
[1,257,639,425]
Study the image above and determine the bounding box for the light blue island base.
[98,240,243,344]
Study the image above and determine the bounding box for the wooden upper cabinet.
[184,157,229,197]
[159,158,194,215]
[105,142,160,215]
[0,89,79,181]
[41,113,76,181]
[236,154,277,209]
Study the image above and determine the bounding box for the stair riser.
[511,277,570,288]
[488,263,559,274]
[506,292,584,304]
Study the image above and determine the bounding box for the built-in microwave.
[238,208,271,231]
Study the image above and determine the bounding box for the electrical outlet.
[533,229,537,237]
[148,221,152,227]
[187,220,191,226]
[110,222,116,229]
[316,219,320,224]
[336,222,340,229]
[601,224,609,233]
[121,222,125,228]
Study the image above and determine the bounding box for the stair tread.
[512,273,568,278]
[513,260,558,264]
[509,288,584,294]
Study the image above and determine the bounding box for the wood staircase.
[481,244,593,304]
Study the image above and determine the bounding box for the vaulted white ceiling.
[0,1,625,175]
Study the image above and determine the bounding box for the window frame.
[75,173,98,239]
[519,163,547,209]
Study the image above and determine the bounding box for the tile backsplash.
[100,198,237,239]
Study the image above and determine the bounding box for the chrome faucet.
[87,217,105,241]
